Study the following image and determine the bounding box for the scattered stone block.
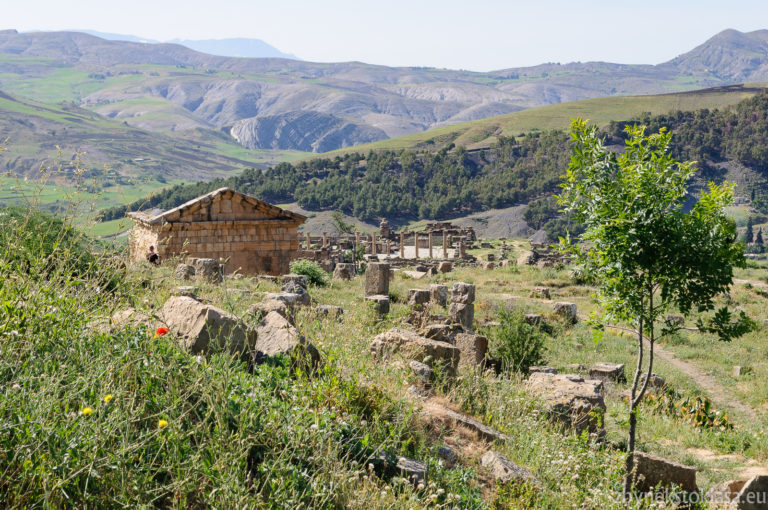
[529,366,558,375]
[332,263,354,280]
[372,454,428,486]
[407,289,431,305]
[437,446,457,468]
[194,258,222,284]
[365,294,390,316]
[589,362,626,383]
[451,283,476,304]
[370,328,460,375]
[365,263,390,296]
[530,286,551,299]
[631,452,697,493]
[429,284,449,306]
[248,299,290,322]
[483,262,495,270]
[409,360,433,384]
[733,365,752,377]
[175,263,195,280]
[437,261,453,273]
[733,475,768,509]
[641,373,666,389]
[449,302,474,330]
[481,451,537,485]
[453,332,488,368]
[527,373,605,436]
[257,275,279,283]
[159,296,256,356]
[567,364,587,373]
[173,286,198,298]
[281,274,307,289]
[420,323,460,343]
[706,479,747,506]
[264,290,311,307]
[403,270,427,280]
[524,314,542,326]
[665,314,685,327]
[553,302,578,323]
[486,253,496,261]
[422,401,509,442]
[314,305,344,319]
[253,311,320,367]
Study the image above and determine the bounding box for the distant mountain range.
[1,28,768,153]
[73,30,299,60]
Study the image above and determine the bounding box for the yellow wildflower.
[103,394,113,403]
[81,407,93,416]
[158,419,169,429]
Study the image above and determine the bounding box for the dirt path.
[591,322,759,422]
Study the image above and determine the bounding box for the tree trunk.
[623,316,643,499]
[624,291,656,499]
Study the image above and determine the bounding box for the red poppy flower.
[155,327,170,336]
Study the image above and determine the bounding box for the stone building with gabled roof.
[127,187,306,275]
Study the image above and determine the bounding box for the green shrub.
[489,308,547,373]
[289,259,329,287]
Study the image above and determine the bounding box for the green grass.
[2,207,768,507]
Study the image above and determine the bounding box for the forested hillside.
[102,93,768,234]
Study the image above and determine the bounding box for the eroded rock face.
[159,296,256,356]
[370,328,460,375]
[437,261,453,273]
[451,283,476,304]
[253,311,320,367]
[527,373,605,436]
[631,452,697,493]
[449,303,474,330]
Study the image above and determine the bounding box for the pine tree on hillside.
[746,216,754,244]
[756,228,764,253]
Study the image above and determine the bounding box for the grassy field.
[323,84,768,155]
[3,202,768,507]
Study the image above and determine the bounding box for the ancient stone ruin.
[128,187,306,276]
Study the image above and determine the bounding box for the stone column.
[322,232,328,248]
[442,231,448,258]
[306,233,311,250]
[372,233,377,255]
[400,232,405,258]
[386,239,391,257]
[414,233,419,259]
[459,241,466,259]
[428,232,433,259]
[449,282,475,330]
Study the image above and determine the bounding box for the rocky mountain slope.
[2,28,768,152]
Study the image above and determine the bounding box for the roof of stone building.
[127,187,307,225]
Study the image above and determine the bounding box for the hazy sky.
[4,0,768,71]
